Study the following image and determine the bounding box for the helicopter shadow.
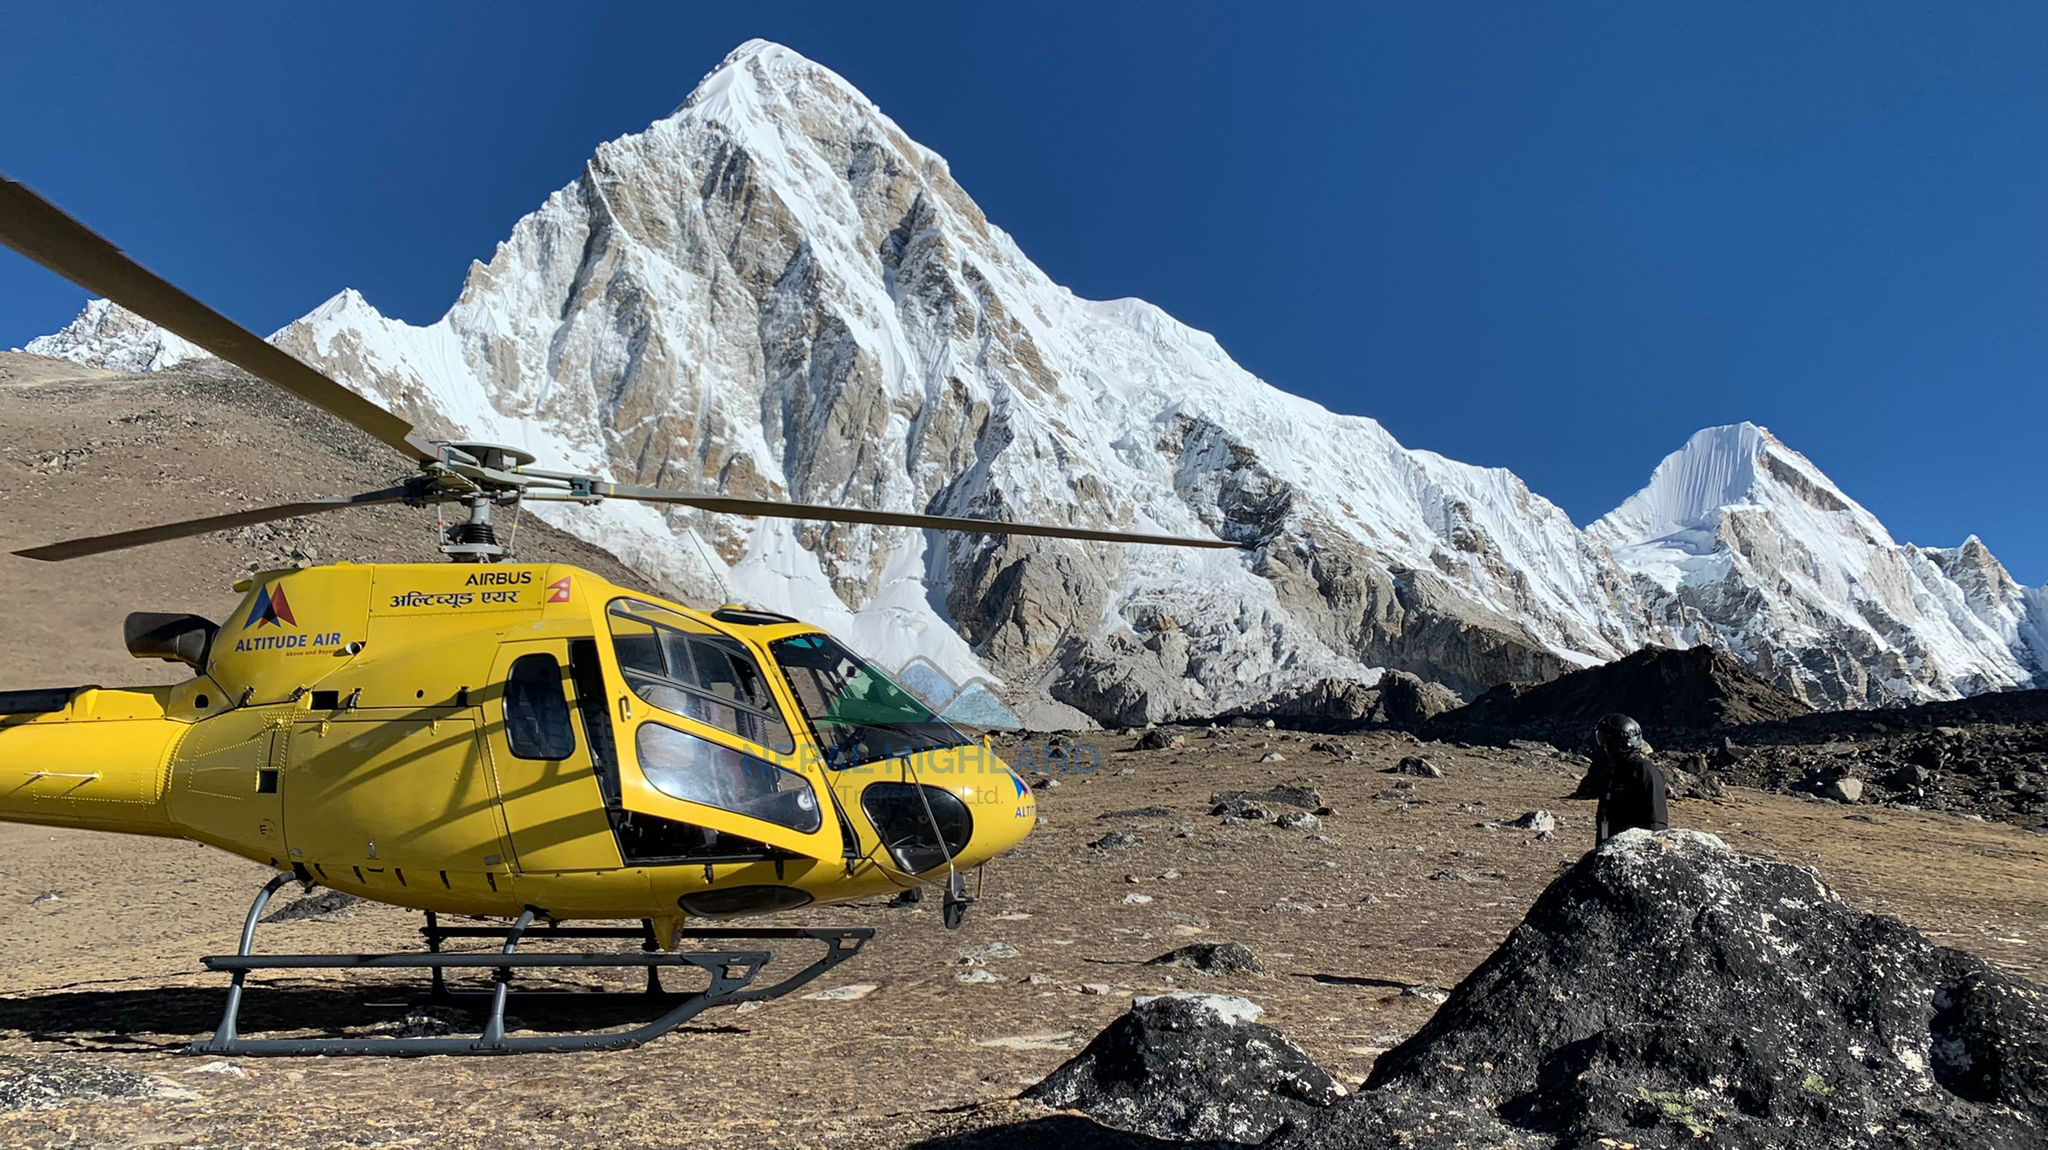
[0,978,745,1052]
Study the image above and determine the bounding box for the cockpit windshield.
[770,633,972,767]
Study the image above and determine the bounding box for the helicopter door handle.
[617,695,632,723]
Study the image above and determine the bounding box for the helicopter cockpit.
[769,632,972,768]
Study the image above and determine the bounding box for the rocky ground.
[0,727,2042,1148]
[1426,642,2048,833]
[1697,691,2048,833]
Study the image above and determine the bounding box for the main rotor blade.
[0,176,435,464]
[12,485,418,562]
[596,484,1244,549]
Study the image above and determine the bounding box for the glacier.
[15,40,2044,720]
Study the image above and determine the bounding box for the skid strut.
[192,880,874,1056]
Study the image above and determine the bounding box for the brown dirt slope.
[0,351,656,689]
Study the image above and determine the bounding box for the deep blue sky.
[4,4,2044,580]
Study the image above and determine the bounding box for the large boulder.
[1277,830,2048,1149]
[1438,644,1811,742]
[1372,670,1465,725]
[1023,993,1341,1144]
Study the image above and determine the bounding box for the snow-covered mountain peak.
[20,298,208,372]
[1594,423,2039,705]
[1595,421,1893,555]
[674,40,931,169]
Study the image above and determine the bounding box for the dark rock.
[1273,830,2048,1149]
[259,888,361,923]
[1089,831,1143,852]
[1210,672,1465,731]
[1209,798,1272,821]
[1374,670,1466,725]
[1145,942,1266,976]
[1210,784,1321,810]
[906,1114,1187,1148]
[1436,644,1812,736]
[1389,756,1443,778]
[1131,729,1183,752]
[1274,811,1322,831]
[1711,735,1744,767]
[1098,807,1174,821]
[386,1005,475,1038]
[1024,993,1340,1143]
[0,1054,177,1110]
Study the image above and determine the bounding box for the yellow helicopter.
[0,176,1239,1055]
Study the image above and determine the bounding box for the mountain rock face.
[19,42,2046,721]
[1271,830,2048,1149]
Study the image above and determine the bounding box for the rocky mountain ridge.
[17,40,2045,722]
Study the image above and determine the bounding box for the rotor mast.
[433,443,537,563]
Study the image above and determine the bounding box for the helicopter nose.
[950,746,1037,866]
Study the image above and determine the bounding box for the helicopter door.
[599,599,840,862]
[482,641,625,872]
[283,713,510,888]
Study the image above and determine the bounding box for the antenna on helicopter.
[2,175,1245,564]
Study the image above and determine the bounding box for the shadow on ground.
[0,980,747,1051]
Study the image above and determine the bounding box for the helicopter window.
[607,600,795,754]
[636,721,821,833]
[504,653,576,760]
[860,783,973,874]
[770,633,972,768]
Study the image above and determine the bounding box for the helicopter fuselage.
[0,563,1037,933]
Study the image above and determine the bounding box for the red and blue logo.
[245,585,297,629]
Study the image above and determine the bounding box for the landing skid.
[191,876,874,1056]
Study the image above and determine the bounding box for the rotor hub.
[442,442,537,472]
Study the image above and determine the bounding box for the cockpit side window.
[636,721,821,833]
[606,600,796,754]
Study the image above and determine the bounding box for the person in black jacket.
[1592,713,1668,845]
